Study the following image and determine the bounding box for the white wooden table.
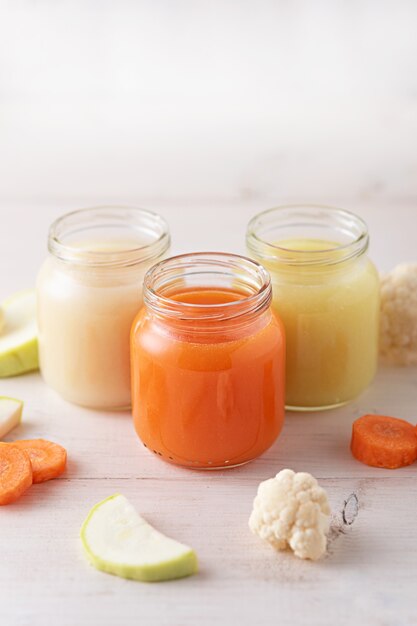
[0,201,416,626]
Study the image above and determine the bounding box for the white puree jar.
[37,207,170,409]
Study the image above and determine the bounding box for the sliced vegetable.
[0,290,38,377]
[11,439,67,483]
[0,397,23,439]
[351,414,417,469]
[0,443,32,505]
[81,494,198,582]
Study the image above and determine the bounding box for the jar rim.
[48,206,170,267]
[143,252,272,322]
[246,204,369,266]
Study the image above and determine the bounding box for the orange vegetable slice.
[12,439,67,483]
[351,414,417,469]
[0,443,32,505]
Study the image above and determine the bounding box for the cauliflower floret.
[380,263,417,366]
[249,469,331,561]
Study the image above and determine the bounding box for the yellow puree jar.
[246,206,380,411]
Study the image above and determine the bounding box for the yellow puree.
[264,238,380,409]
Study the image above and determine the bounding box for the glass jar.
[131,252,285,469]
[37,206,170,409]
[247,205,380,411]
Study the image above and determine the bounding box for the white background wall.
[0,1,416,290]
[1,0,417,206]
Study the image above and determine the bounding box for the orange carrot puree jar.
[131,252,285,469]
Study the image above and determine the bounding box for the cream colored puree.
[264,238,380,409]
[37,240,149,409]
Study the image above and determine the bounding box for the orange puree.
[171,289,246,305]
[131,288,285,469]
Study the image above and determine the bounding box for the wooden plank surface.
[0,201,416,626]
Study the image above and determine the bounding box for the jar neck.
[48,206,170,269]
[143,252,272,334]
[247,205,369,268]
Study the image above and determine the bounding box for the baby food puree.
[247,206,380,410]
[37,207,170,409]
[131,253,285,468]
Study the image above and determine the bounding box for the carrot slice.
[351,414,417,469]
[0,443,32,504]
[12,439,67,483]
